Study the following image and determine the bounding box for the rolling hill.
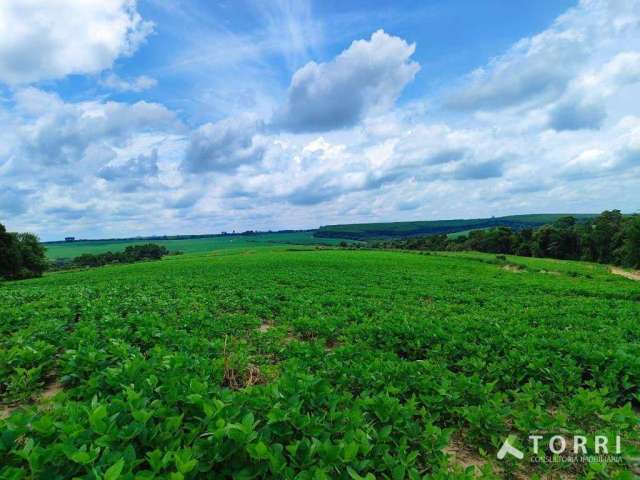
[315,213,599,240]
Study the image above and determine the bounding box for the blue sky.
[0,0,638,240]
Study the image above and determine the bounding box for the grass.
[1,248,639,478]
[43,231,350,259]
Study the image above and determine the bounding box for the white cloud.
[0,0,153,84]
[548,97,607,131]
[12,88,179,167]
[101,73,158,92]
[446,0,640,112]
[182,115,267,173]
[274,30,420,132]
[0,88,184,237]
[98,149,160,194]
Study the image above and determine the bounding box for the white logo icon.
[497,436,524,460]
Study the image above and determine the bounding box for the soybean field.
[1,248,639,479]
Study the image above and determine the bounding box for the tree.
[588,210,624,263]
[622,215,640,268]
[0,223,48,280]
[16,233,48,277]
[0,223,21,278]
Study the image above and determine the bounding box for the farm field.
[43,232,349,260]
[1,248,639,478]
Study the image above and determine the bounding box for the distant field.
[44,231,350,259]
[316,213,598,240]
[446,228,479,239]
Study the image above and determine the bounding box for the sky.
[0,0,639,241]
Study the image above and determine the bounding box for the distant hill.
[315,214,599,240]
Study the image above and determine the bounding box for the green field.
[1,248,639,478]
[316,214,599,240]
[446,229,479,239]
[44,232,349,260]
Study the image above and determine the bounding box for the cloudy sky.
[0,0,639,240]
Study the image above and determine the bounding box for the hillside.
[315,213,598,240]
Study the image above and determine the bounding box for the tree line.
[373,210,640,269]
[0,223,48,280]
[70,244,173,268]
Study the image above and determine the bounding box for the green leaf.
[132,409,153,424]
[248,441,270,460]
[90,405,107,423]
[175,449,198,474]
[342,442,358,462]
[146,449,164,472]
[70,451,91,465]
[104,459,124,480]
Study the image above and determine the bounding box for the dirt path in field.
[611,267,640,281]
[0,381,64,420]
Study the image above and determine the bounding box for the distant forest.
[373,210,640,269]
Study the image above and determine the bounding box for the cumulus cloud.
[446,31,586,111]
[275,30,419,132]
[14,88,178,166]
[274,128,509,207]
[544,51,640,131]
[182,115,267,173]
[559,117,640,179]
[446,0,640,111]
[284,170,403,206]
[450,159,505,180]
[0,0,153,85]
[548,97,607,131]
[164,191,202,210]
[286,174,349,206]
[391,124,474,167]
[0,88,186,236]
[98,149,159,181]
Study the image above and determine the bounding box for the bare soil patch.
[0,381,64,420]
[611,267,640,281]
[502,264,524,273]
[0,404,16,420]
[258,321,272,333]
[539,269,561,275]
[40,382,64,401]
[443,437,491,475]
